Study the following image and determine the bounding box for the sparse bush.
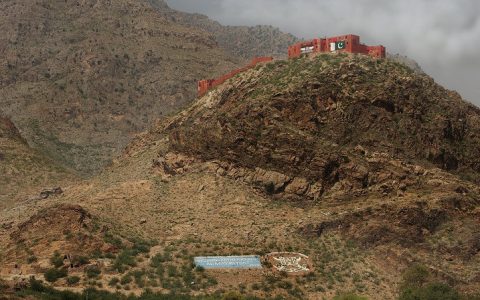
[150,252,172,267]
[221,292,245,300]
[401,264,430,289]
[108,277,120,287]
[27,255,38,264]
[167,265,177,277]
[66,276,80,285]
[0,279,8,292]
[206,276,218,286]
[333,293,368,300]
[195,265,205,272]
[120,274,132,285]
[399,282,460,300]
[44,267,68,282]
[399,264,462,300]
[112,249,137,272]
[85,265,101,278]
[50,251,64,268]
[131,270,146,288]
[72,255,89,266]
[265,182,275,195]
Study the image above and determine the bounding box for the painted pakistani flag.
[330,41,346,51]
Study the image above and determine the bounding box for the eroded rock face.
[5,205,114,264]
[301,200,451,247]
[10,205,91,244]
[165,55,480,188]
[151,149,465,204]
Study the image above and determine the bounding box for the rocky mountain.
[0,0,241,175]
[0,0,300,177]
[1,53,479,299]
[150,0,299,59]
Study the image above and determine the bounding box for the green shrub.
[221,292,245,300]
[333,293,368,300]
[401,264,430,289]
[131,270,146,288]
[72,256,90,266]
[167,265,177,277]
[44,267,68,282]
[265,182,275,195]
[131,239,152,254]
[399,265,463,300]
[27,255,38,264]
[399,282,460,300]
[120,274,132,285]
[109,277,120,287]
[195,265,205,272]
[150,252,171,267]
[112,249,137,272]
[155,264,165,277]
[66,276,80,285]
[85,265,101,278]
[50,251,64,268]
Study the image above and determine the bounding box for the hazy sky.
[166,0,480,106]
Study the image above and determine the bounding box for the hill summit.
[166,53,480,190]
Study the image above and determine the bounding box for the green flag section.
[330,41,346,51]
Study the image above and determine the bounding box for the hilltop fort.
[198,34,386,96]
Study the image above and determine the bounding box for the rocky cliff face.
[0,0,240,175]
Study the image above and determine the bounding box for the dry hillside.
[0,114,74,210]
[1,53,479,299]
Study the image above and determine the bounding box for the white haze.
[166,0,480,106]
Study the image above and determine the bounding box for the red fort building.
[288,34,385,59]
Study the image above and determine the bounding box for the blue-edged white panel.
[194,255,262,269]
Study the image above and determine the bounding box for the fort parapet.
[288,34,385,59]
[198,57,273,97]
